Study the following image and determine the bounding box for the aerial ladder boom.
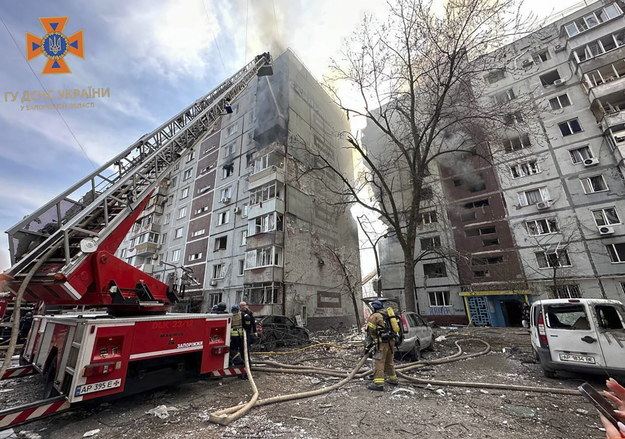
[2,53,273,312]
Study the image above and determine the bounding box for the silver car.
[362,297,434,361]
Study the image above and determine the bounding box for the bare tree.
[294,0,533,312]
[320,243,363,328]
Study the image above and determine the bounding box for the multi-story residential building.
[372,0,625,326]
[117,50,362,328]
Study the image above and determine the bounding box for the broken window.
[569,146,592,163]
[535,250,571,268]
[423,262,447,278]
[544,304,586,329]
[595,305,625,329]
[539,70,561,86]
[526,218,559,235]
[420,236,441,250]
[549,94,571,110]
[581,175,608,193]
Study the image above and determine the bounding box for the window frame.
[535,250,572,268]
[549,93,571,110]
[428,291,451,307]
[569,146,593,164]
[607,243,625,263]
[559,119,583,137]
[581,175,608,194]
[593,207,620,226]
[525,218,559,236]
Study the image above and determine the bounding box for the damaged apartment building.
[370,0,625,326]
[116,50,361,329]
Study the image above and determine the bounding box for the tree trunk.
[404,255,417,313]
[349,290,362,328]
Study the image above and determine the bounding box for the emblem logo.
[26,17,83,74]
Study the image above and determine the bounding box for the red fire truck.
[0,53,273,430]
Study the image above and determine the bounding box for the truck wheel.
[43,355,59,398]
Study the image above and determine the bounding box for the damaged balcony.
[584,58,625,103]
[249,151,285,188]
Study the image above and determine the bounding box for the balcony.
[600,111,625,132]
[584,58,625,103]
[247,198,285,219]
[249,165,285,189]
[244,266,283,284]
[134,241,159,256]
[135,263,155,274]
[246,231,284,249]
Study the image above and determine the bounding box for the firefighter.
[367,300,398,391]
[239,301,257,347]
[229,304,244,366]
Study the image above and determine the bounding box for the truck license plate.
[559,353,596,364]
[74,378,122,396]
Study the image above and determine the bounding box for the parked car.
[362,297,434,361]
[530,298,625,378]
[254,315,310,350]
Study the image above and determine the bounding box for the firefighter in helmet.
[367,300,398,391]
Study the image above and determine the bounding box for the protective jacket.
[367,310,392,342]
[241,309,256,333]
[231,311,243,336]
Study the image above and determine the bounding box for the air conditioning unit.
[554,44,565,52]
[599,226,615,235]
[553,79,566,87]
[210,279,218,286]
[220,197,231,203]
[583,157,599,166]
[233,206,241,214]
[536,200,552,210]
[521,58,534,68]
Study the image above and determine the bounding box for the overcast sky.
[0,0,583,271]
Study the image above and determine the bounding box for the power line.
[0,13,97,170]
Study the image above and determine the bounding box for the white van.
[530,298,625,378]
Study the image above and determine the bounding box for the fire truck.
[0,53,273,430]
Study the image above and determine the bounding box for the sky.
[0,0,582,272]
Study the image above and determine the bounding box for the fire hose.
[208,336,372,426]
[238,337,579,417]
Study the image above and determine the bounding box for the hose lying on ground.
[254,342,349,355]
[207,348,371,424]
[253,338,581,397]
[252,338,488,379]
[209,331,259,426]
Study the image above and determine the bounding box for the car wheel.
[410,342,421,362]
[424,335,435,351]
